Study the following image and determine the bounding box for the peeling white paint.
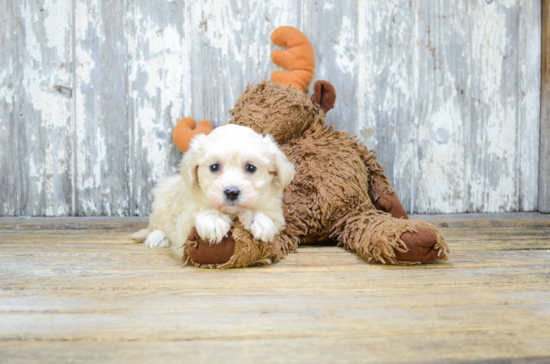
[0,0,543,216]
[518,0,542,211]
[334,16,355,74]
[0,70,14,104]
[468,1,521,212]
[189,2,244,64]
[126,2,190,214]
[14,0,74,216]
[498,0,518,9]
[416,99,466,213]
[323,2,334,11]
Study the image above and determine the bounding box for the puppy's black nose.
[224,187,240,201]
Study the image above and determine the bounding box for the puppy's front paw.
[144,230,170,248]
[195,211,231,244]
[250,213,278,243]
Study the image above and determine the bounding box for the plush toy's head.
[228,81,317,145]
[228,26,337,145]
[172,26,336,151]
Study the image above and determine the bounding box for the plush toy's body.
[175,27,449,268]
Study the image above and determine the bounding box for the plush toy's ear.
[313,80,336,113]
[264,135,296,189]
[173,117,213,153]
[180,133,208,187]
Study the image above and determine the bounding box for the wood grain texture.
[1,222,550,363]
[467,0,523,212]
[541,0,550,213]
[0,0,544,216]
[22,0,74,217]
[519,0,541,212]
[357,1,415,212]
[0,0,74,217]
[0,0,20,216]
[126,0,189,216]
[187,0,301,127]
[413,0,469,213]
[74,0,129,216]
[303,0,357,133]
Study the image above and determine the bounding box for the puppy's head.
[180,124,295,214]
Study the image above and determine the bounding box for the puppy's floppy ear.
[180,133,208,187]
[264,135,295,189]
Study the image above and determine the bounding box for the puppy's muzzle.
[224,187,240,202]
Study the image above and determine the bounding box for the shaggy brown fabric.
[182,221,298,269]
[332,212,448,265]
[194,80,449,268]
[229,81,318,145]
[313,80,336,113]
[351,142,396,203]
[374,193,409,219]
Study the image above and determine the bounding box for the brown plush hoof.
[374,194,409,219]
[397,227,441,263]
[187,228,235,265]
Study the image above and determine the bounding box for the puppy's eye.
[245,164,256,173]
[210,164,220,173]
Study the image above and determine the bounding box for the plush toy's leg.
[373,193,409,220]
[331,209,449,264]
[352,142,409,219]
[182,221,298,269]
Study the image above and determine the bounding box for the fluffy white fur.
[131,124,295,251]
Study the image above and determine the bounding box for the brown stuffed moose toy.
[172,26,449,268]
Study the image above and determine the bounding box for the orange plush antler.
[270,26,316,92]
[172,117,213,152]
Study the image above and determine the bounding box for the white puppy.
[131,124,295,251]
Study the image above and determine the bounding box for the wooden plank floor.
[1,215,550,363]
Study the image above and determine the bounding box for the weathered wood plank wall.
[1,0,74,216]
[0,0,542,216]
[541,0,550,213]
